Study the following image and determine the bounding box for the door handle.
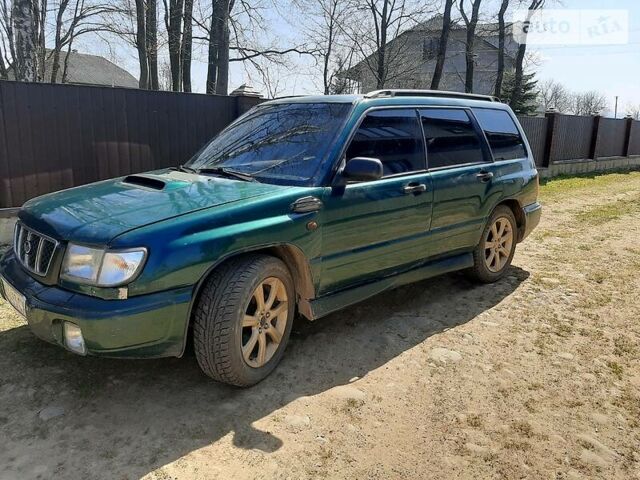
[476,171,494,183]
[402,183,427,194]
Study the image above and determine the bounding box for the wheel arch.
[178,243,316,357]
[495,198,526,242]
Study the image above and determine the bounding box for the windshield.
[187,102,353,185]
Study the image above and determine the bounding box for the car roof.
[262,91,512,111]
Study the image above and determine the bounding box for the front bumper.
[521,201,542,241]
[0,251,193,358]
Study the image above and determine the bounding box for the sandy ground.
[1,171,640,480]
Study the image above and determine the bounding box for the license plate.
[1,276,26,318]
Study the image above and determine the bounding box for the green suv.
[0,90,541,386]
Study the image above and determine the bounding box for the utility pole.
[614,96,619,118]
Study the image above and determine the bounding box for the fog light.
[63,322,87,355]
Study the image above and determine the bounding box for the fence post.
[543,111,558,167]
[624,116,634,157]
[589,115,602,160]
[230,84,263,117]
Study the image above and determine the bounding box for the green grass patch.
[539,170,640,201]
[574,196,640,226]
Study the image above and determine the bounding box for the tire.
[193,254,295,387]
[467,205,518,283]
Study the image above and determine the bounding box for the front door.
[319,109,433,295]
[418,107,502,257]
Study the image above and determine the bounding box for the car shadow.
[0,267,529,479]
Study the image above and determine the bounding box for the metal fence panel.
[550,114,595,162]
[0,81,260,208]
[596,117,627,158]
[517,115,547,167]
[629,120,640,156]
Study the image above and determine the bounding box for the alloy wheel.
[241,277,289,368]
[484,217,514,273]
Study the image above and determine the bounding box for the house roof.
[49,50,138,88]
[8,50,138,88]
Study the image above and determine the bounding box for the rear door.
[419,108,502,257]
[319,108,433,294]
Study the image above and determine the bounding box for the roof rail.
[364,89,499,102]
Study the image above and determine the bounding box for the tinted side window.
[346,109,425,176]
[472,108,527,161]
[420,109,486,169]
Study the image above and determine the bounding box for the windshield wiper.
[173,164,198,174]
[197,167,256,182]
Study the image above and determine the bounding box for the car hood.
[20,169,292,244]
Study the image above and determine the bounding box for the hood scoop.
[122,175,167,190]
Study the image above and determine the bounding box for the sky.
[80,0,640,116]
[529,0,640,116]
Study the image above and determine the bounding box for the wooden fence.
[1,80,639,208]
[0,81,261,208]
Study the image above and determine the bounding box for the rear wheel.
[193,254,294,387]
[467,205,517,283]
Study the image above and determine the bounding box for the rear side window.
[346,109,425,176]
[420,109,486,169]
[472,108,527,161]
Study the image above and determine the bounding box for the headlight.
[61,244,147,287]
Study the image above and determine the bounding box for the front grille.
[13,222,58,276]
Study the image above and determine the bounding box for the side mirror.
[340,157,383,183]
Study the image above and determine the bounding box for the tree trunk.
[206,0,230,94]
[50,0,69,83]
[214,0,230,95]
[375,0,389,89]
[30,0,46,81]
[0,53,6,79]
[146,0,159,90]
[167,0,184,91]
[135,0,149,89]
[181,0,193,92]
[430,0,453,90]
[206,0,218,94]
[12,0,37,81]
[494,0,509,97]
[61,36,74,83]
[510,1,542,107]
[461,0,481,93]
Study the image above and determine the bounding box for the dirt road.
[1,171,639,480]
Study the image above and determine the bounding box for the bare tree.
[510,0,544,108]
[295,0,350,95]
[146,0,159,89]
[193,0,314,95]
[493,0,508,97]
[430,0,453,90]
[572,91,607,116]
[341,0,431,90]
[0,0,15,78]
[49,0,118,84]
[626,104,640,120]
[11,0,37,81]
[536,79,572,113]
[134,0,150,87]
[458,0,482,93]
[163,0,183,90]
[181,0,193,91]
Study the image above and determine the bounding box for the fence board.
[517,115,547,167]
[0,81,261,208]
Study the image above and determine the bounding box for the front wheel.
[467,205,517,283]
[193,255,295,387]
